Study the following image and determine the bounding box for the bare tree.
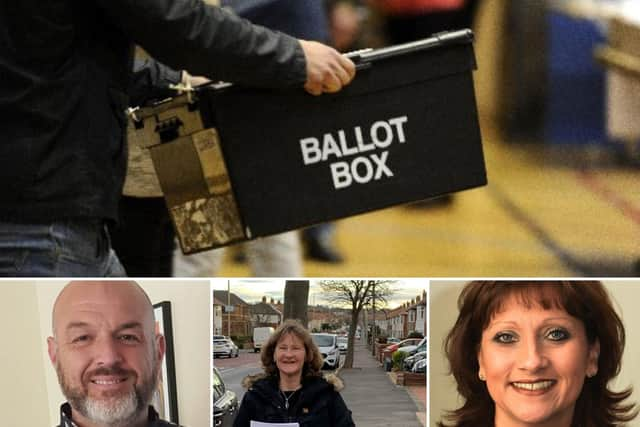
[319,279,394,369]
[283,280,309,326]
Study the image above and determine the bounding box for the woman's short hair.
[260,319,324,378]
[438,281,637,427]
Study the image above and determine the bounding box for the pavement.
[338,342,426,427]
[407,384,427,426]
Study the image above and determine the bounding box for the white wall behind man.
[0,282,51,426]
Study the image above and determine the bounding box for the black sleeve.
[94,0,307,88]
[331,392,356,427]
[232,392,255,427]
[129,58,182,106]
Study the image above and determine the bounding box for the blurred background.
[210,0,640,278]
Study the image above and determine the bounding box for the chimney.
[262,296,267,303]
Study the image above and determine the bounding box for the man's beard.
[56,362,158,427]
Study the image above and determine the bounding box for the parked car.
[213,337,239,358]
[412,358,426,373]
[386,337,401,344]
[403,350,427,371]
[213,367,238,427]
[336,336,348,354]
[311,333,340,369]
[385,338,422,353]
[395,337,427,356]
[253,326,274,353]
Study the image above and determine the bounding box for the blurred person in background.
[371,0,480,44]
[328,0,366,52]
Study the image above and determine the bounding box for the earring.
[587,370,597,378]
[478,372,486,381]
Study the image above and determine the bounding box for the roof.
[213,290,249,307]
[251,302,282,316]
[386,305,408,318]
[408,297,427,310]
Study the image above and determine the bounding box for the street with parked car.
[213,336,240,358]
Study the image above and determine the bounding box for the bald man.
[47,281,175,427]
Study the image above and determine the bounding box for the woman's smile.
[510,379,556,394]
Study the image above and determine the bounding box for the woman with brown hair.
[233,319,354,426]
[438,281,637,427]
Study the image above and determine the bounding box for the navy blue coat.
[233,375,355,427]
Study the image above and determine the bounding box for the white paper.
[250,422,300,427]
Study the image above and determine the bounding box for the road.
[214,350,263,401]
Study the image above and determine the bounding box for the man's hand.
[299,40,356,96]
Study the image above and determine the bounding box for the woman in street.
[233,319,355,426]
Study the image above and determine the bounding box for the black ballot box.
[130,29,486,254]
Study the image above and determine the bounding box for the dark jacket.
[0,0,306,222]
[56,403,180,427]
[233,374,355,427]
[222,0,330,42]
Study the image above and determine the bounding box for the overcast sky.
[211,279,426,310]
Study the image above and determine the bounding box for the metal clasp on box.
[126,93,205,149]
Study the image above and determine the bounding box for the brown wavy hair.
[438,281,637,427]
[260,319,324,379]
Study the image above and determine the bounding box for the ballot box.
[127,29,486,254]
